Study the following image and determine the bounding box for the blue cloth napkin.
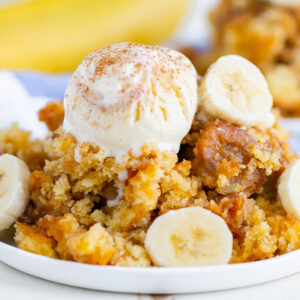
[14,71,71,100]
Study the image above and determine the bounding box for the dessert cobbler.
[182,0,300,116]
[0,42,300,267]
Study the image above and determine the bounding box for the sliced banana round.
[278,159,300,220]
[145,207,233,267]
[199,55,273,127]
[0,154,30,230]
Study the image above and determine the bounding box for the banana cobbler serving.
[1,42,300,267]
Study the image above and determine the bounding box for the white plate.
[0,229,300,294]
[0,73,300,294]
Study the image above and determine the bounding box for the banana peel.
[0,0,189,72]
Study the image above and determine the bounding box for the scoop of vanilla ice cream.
[63,42,198,160]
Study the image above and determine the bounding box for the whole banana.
[0,0,189,72]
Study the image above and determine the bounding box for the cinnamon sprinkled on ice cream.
[63,42,198,161]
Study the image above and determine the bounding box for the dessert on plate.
[0,42,300,267]
[182,0,300,116]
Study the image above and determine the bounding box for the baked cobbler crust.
[3,101,297,266]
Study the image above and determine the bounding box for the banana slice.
[145,207,233,267]
[278,159,300,220]
[199,55,273,127]
[0,154,30,230]
[257,112,276,129]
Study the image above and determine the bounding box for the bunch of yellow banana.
[0,0,189,72]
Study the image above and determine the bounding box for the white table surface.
[0,260,299,300]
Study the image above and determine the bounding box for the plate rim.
[1,240,300,273]
[1,240,300,294]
